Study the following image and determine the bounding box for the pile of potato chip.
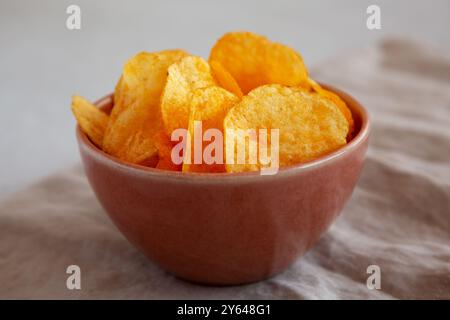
[72,31,354,173]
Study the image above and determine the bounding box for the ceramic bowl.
[76,84,370,285]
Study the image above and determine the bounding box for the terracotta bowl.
[76,84,370,285]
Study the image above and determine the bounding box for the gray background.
[0,0,449,199]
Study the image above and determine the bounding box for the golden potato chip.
[209,32,309,94]
[154,130,182,171]
[209,61,243,98]
[156,158,181,171]
[112,75,128,118]
[103,50,187,164]
[114,76,123,105]
[307,78,354,139]
[182,86,239,173]
[224,85,349,173]
[160,56,216,136]
[71,95,109,148]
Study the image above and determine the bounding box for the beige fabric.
[0,39,449,299]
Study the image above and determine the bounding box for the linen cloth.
[0,38,449,299]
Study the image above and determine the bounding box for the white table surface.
[1,0,449,199]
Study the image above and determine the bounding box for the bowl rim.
[77,83,370,182]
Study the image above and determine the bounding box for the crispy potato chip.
[160,56,216,135]
[307,78,354,139]
[114,76,123,105]
[209,32,309,94]
[209,61,243,98]
[112,75,128,118]
[103,50,187,164]
[154,130,182,171]
[72,32,356,173]
[71,95,109,148]
[156,158,181,171]
[182,86,239,173]
[224,85,348,172]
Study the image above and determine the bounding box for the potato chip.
[103,50,187,164]
[160,56,216,136]
[71,95,109,148]
[156,158,181,171]
[182,86,239,173]
[112,75,128,118]
[209,61,243,98]
[154,130,182,171]
[209,32,309,94]
[307,78,354,139]
[224,85,349,172]
[114,76,123,105]
[71,31,356,173]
